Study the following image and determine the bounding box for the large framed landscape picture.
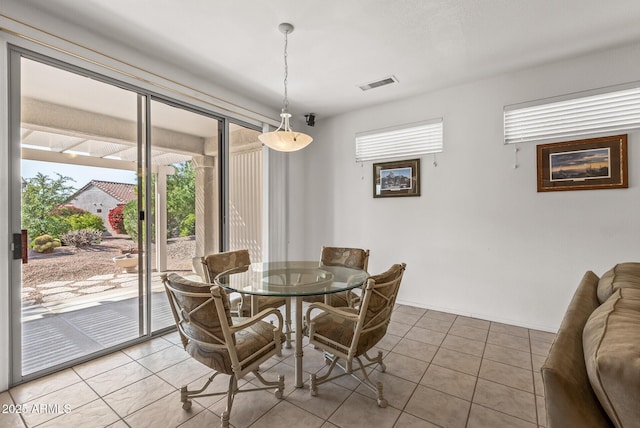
[373,158,420,198]
[536,134,628,192]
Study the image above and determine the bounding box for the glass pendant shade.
[259,130,313,152]
[259,111,313,151]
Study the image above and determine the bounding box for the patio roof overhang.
[21,97,202,169]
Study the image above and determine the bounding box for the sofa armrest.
[541,271,614,428]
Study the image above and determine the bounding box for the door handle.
[12,232,22,260]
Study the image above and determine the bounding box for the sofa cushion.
[597,262,640,304]
[583,287,640,428]
[541,271,613,428]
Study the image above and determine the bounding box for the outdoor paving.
[24,273,147,305]
[80,285,116,294]
[21,271,186,375]
[22,289,175,375]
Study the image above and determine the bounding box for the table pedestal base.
[294,296,304,388]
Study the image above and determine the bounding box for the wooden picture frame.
[536,134,628,192]
[373,158,420,198]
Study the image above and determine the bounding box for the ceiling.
[11,0,640,120]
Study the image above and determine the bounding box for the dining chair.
[201,249,291,347]
[162,272,285,428]
[305,246,370,307]
[305,262,406,407]
[201,250,287,317]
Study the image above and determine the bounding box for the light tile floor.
[1,304,554,428]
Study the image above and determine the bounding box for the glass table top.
[214,261,369,297]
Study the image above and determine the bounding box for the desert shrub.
[60,229,103,248]
[51,205,85,216]
[179,213,196,237]
[28,216,72,240]
[32,234,61,253]
[66,212,105,232]
[108,205,127,234]
[123,199,156,242]
[123,200,139,242]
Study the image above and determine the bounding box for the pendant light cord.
[282,29,289,112]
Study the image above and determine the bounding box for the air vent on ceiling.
[358,75,399,91]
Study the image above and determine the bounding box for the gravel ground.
[21,236,196,304]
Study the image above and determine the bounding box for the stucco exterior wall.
[67,185,122,235]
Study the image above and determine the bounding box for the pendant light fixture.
[258,23,313,152]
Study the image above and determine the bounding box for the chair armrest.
[306,302,359,323]
[230,307,284,333]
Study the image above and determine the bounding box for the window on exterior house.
[355,118,443,162]
[504,85,640,144]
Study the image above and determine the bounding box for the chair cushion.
[360,264,405,329]
[229,295,286,315]
[597,262,640,304]
[311,308,386,356]
[202,250,250,282]
[583,287,640,428]
[321,247,368,269]
[303,291,352,307]
[186,319,284,374]
[165,274,233,346]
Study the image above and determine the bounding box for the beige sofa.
[542,263,640,428]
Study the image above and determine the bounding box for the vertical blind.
[504,86,640,144]
[355,119,443,162]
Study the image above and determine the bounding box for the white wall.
[290,41,640,332]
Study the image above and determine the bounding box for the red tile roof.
[76,180,137,204]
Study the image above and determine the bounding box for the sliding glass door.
[9,50,229,384]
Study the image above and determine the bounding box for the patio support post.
[192,155,217,276]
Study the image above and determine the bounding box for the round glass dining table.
[214,261,369,388]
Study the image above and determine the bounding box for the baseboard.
[395,298,558,333]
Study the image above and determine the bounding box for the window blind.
[355,119,443,162]
[504,86,640,144]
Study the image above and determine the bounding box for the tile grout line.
[9,305,554,428]
[386,307,432,428]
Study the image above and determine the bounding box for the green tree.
[21,173,76,238]
[122,177,154,243]
[122,161,195,241]
[123,199,140,242]
[166,161,195,237]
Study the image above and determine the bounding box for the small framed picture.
[373,158,420,198]
[537,135,628,192]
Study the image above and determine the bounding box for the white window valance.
[355,118,443,162]
[504,85,640,144]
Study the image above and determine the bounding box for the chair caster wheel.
[182,399,192,410]
[377,399,387,408]
[274,389,283,399]
[310,389,318,397]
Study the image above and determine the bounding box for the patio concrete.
[21,273,183,375]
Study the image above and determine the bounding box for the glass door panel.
[18,58,144,376]
[148,99,221,331]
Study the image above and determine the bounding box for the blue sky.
[22,160,137,188]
